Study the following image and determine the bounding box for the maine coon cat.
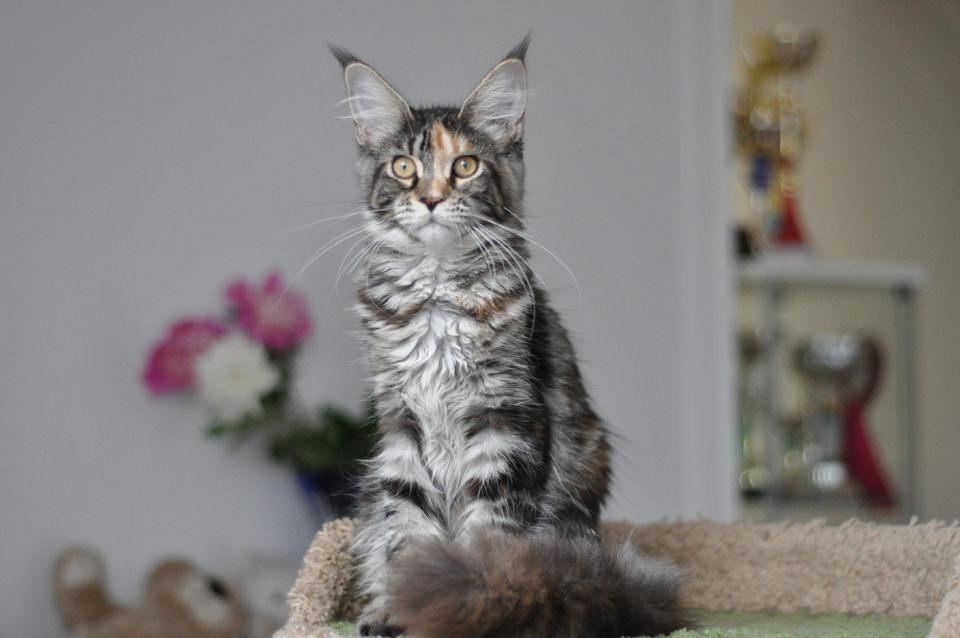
[334,38,687,638]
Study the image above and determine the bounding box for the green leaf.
[204,390,379,476]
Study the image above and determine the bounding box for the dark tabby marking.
[332,36,687,638]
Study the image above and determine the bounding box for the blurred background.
[1,1,957,636]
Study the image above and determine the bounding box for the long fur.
[333,38,689,638]
[388,531,687,638]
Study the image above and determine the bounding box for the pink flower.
[143,318,228,396]
[226,272,311,353]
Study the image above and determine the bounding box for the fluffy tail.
[386,532,688,638]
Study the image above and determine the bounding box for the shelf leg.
[759,282,783,521]
[893,286,917,522]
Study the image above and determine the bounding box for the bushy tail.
[387,532,688,638]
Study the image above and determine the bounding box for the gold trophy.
[734,25,819,252]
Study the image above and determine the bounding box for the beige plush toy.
[54,547,244,638]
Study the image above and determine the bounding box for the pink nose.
[420,195,444,211]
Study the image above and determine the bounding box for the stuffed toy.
[235,553,302,638]
[54,546,244,638]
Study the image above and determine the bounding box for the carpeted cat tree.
[273,517,960,638]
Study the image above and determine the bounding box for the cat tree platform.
[273,517,960,638]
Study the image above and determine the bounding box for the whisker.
[489,234,551,293]
[263,199,369,225]
[364,237,391,306]
[471,195,546,245]
[466,212,581,311]
[466,226,498,282]
[286,224,371,294]
[329,235,371,309]
[280,204,372,237]
[327,96,354,111]
[346,237,378,276]
[328,219,392,310]
[476,225,544,295]
[312,224,372,266]
[477,229,538,339]
[337,232,378,284]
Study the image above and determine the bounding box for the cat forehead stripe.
[429,121,469,158]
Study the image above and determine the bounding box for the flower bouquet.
[143,272,376,516]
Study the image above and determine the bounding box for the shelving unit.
[737,253,926,523]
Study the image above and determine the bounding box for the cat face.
[335,39,529,252]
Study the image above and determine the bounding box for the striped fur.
[334,38,687,638]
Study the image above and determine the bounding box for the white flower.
[194,332,280,421]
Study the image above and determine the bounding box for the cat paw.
[355,605,403,637]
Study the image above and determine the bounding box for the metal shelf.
[739,253,926,289]
[738,253,926,523]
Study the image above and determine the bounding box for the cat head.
[334,37,529,252]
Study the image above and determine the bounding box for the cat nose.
[419,195,445,211]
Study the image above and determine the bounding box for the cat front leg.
[353,429,445,636]
[452,407,547,538]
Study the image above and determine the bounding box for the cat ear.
[332,47,412,149]
[460,39,528,145]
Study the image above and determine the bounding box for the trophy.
[794,334,895,506]
[734,25,819,253]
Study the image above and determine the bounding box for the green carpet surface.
[328,610,932,638]
[674,610,931,638]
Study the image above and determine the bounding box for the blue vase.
[297,468,360,522]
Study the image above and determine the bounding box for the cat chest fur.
[360,260,529,510]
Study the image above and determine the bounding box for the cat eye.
[391,156,417,180]
[452,155,479,178]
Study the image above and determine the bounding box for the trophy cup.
[734,25,819,253]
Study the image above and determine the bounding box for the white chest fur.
[366,256,488,500]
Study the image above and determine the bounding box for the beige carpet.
[274,518,960,638]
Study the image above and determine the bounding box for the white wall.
[732,1,960,523]
[0,2,733,635]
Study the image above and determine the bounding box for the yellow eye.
[452,155,479,178]
[391,156,416,180]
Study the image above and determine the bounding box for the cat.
[333,37,688,638]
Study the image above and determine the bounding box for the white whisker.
[286,224,371,295]
[330,235,370,309]
[280,204,372,237]
[465,226,497,281]
[473,224,537,337]
[466,212,581,311]
[464,213,545,290]
[329,222,390,310]
[473,195,546,246]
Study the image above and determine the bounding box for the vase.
[297,468,360,522]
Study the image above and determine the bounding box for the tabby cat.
[333,37,687,638]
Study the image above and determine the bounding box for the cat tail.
[386,531,689,638]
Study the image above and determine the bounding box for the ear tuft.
[460,47,527,145]
[330,45,363,70]
[335,51,411,149]
[504,32,531,63]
